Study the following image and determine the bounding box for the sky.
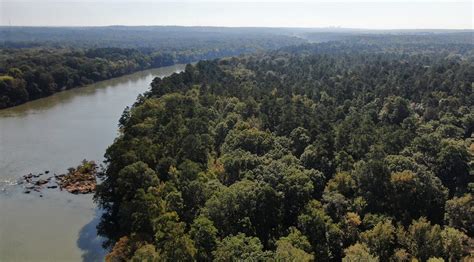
[0,0,472,29]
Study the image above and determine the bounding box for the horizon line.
[0,25,473,31]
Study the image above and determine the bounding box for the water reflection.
[0,64,185,261]
[78,209,107,262]
[0,67,183,118]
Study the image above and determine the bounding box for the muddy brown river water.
[0,64,185,261]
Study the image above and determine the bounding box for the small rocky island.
[20,160,98,195]
[56,160,98,194]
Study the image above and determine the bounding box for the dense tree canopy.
[94,34,473,261]
[0,28,304,108]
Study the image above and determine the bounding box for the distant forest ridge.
[0,27,472,108]
[0,26,305,49]
[1,26,472,48]
[0,27,307,108]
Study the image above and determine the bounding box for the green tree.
[221,127,275,156]
[379,96,411,125]
[360,219,396,261]
[298,200,343,260]
[190,216,218,261]
[436,139,470,194]
[220,149,261,185]
[390,248,414,262]
[277,227,313,254]
[204,180,282,246]
[213,233,271,262]
[354,160,391,213]
[116,161,160,201]
[440,227,468,262]
[398,217,443,261]
[389,170,447,224]
[131,244,161,262]
[300,144,333,177]
[290,127,311,157]
[342,243,379,262]
[444,194,473,235]
[153,212,196,261]
[274,239,314,262]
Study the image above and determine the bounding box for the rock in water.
[56,160,97,194]
[35,179,48,186]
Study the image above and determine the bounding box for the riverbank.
[0,65,186,117]
[0,60,179,110]
[0,64,185,260]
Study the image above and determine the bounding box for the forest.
[94,33,473,261]
[0,27,303,108]
[0,26,304,49]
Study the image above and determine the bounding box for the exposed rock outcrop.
[56,160,97,194]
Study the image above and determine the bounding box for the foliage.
[94,35,473,261]
[444,194,473,236]
[213,233,271,262]
[0,27,303,108]
[342,243,379,262]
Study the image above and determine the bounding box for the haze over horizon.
[1,0,472,29]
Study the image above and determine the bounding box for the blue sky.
[1,1,472,29]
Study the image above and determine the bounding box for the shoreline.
[0,64,187,117]
[0,63,188,112]
[0,64,186,260]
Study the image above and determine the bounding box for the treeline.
[283,32,473,56]
[0,29,303,108]
[0,26,303,49]
[95,36,473,261]
[0,47,151,108]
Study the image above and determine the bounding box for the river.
[0,64,186,261]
